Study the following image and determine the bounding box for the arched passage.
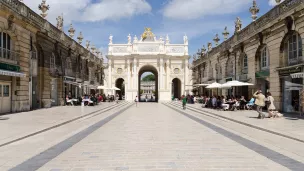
[115,78,125,100]
[172,78,181,100]
[138,65,158,102]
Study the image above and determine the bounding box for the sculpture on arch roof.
[56,14,64,31]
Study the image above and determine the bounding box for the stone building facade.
[104,28,192,102]
[0,0,103,114]
[192,0,304,113]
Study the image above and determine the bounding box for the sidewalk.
[173,102,304,141]
[0,102,118,146]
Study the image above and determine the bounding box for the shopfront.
[279,67,303,113]
[64,76,80,98]
[0,63,26,114]
[255,70,270,95]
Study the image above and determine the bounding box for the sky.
[24,0,283,62]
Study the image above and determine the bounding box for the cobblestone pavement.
[185,102,304,140]
[0,102,121,146]
[3,103,303,171]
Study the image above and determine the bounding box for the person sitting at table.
[239,96,247,110]
[221,96,229,111]
[66,95,74,106]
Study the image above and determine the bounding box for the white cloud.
[269,0,285,6]
[163,0,251,20]
[24,0,90,25]
[82,0,152,22]
[24,0,151,24]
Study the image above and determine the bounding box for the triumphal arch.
[105,28,192,102]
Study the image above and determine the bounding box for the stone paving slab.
[33,103,289,171]
[0,102,118,146]
[176,102,304,141]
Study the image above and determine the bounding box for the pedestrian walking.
[253,90,266,119]
[182,95,187,110]
[135,96,138,107]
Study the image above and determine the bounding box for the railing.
[238,74,248,81]
[208,75,215,81]
[226,72,234,78]
[216,74,222,80]
[288,56,304,66]
[65,68,75,77]
[201,77,208,83]
[82,73,89,81]
[0,47,20,65]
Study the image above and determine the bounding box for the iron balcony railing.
[288,56,304,66]
[238,74,248,81]
[0,47,20,64]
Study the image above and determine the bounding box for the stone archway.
[138,65,158,102]
[115,78,125,100]
[172,78,182,99]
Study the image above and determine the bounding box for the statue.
[127,34,131,44]
[56,14,63,31]
[193,54,196,61]
[166,34,170,44]
[208,42,212,51]
[86,40,90,49]
[235,17,242,33]
[133,35,138,42]
[141,27,154,41]
[183,34,188,44]
[109,34,113,44]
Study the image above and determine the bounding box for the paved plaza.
[1,103,303,171]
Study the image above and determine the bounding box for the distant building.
[140,81,155,95]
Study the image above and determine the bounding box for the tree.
[140,90,144,95]
[142,74,155,81]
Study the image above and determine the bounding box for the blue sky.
[25,0,282,62]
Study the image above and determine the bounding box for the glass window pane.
[0,85,2,97]
[3,85,9,97]
[3,33,7,49]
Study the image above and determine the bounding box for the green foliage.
[152,90,155,95]
[140,90,144,95]
[142,74,155,81]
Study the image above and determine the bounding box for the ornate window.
[226,58,234,77]
[0,32,11,59]
[66,58,72,69]
[50,53,55,70]
[261,47,269,70]
[287,33,302,65]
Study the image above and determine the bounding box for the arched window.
[226,58,234,77]
[0,32,11,59]
[50,53,55,70]
[287,33,302,65]
[242,54,248,74]
[261,47,269,70]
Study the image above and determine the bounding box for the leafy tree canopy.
[142,74,155,81]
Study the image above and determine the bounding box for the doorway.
[138,65,158,102]
[172,78,181,100]
[115,78,125,100]
[0,82,11,114]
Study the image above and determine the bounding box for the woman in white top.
[221,96,229,111]
[266,92,275,111]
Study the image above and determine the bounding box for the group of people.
[65,93,121,106]
[180,90,285,119]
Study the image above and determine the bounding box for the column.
[160,58,163,89]
[185,59,189,95]
[108,60,112,90]
[166,59,170,90]
[127,59,130,89]
[133,58,137,90]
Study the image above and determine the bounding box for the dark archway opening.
[172,78,181,100]
[138,65,158,102]
[115,78,125,100]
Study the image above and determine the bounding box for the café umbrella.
[206,82,223,89]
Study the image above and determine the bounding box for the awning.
[64,80,80,86]
[291,72,304,78]
[0,69,26,77]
